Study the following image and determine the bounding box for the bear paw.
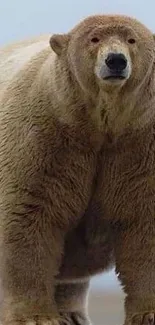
[3,318,60,325]
[23,319,60,325]
[131,313,155,325]
[59,312,91,325]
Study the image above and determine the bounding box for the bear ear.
[49,34,70,55]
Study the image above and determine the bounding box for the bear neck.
[46,55,105,133]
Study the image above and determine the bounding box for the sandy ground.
[88,272,125,325]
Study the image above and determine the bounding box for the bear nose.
[105,53,127,71]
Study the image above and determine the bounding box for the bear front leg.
[55,281,91,325]
[114,221,155,325]
[0,205,65,325]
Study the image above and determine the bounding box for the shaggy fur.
[57,15,155,325]
[0,24,104,325]
[0,14,155,325]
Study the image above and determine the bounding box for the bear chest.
[100,129,155,221]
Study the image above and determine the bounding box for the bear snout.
[105,52,127,72]
[95,44,132,85]
[96,54,130,83]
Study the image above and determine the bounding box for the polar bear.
[0,13,155,325]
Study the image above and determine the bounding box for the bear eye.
[128,38,136,44]
[91,37,100,43]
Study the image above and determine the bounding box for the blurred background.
[0,0,155,46]
[0,0,154,323]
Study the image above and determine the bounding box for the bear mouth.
[104,75,126,80]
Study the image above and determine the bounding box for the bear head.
[49,15,155,134]
[50,15,155,95]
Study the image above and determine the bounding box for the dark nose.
[105,53,127,71]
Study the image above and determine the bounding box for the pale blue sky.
[0,0,155,46]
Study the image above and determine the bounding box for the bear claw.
[142,314,155,325]
[132,313,155,325]
[59,312,90,325]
